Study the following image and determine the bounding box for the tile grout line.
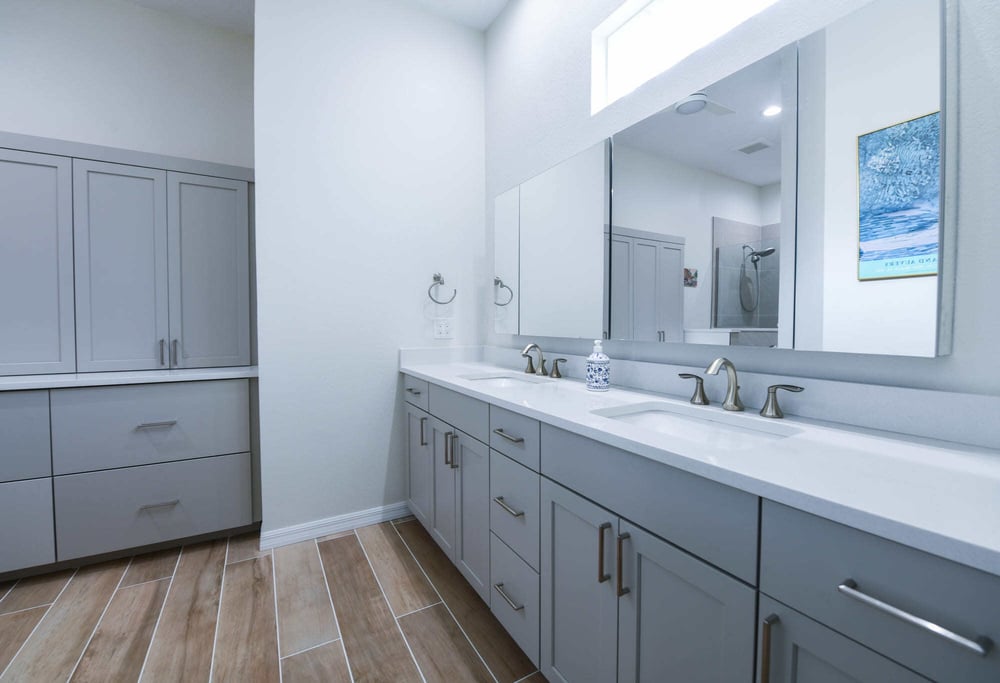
[270,546,283,683]
[314,539,355,683]
[207,536,232,683]
[136,546,185,682]
[353,528,428,683]
[64,556,134,682]
[278,636,341,661]
[0,579,20,604]
[0,602,55,618]
[0,567,78,681]
[512,672,542,683]
[394,600,444,619]
[390,522,500,683]
[225,550,271,567]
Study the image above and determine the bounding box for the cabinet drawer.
[761,501,1000,683]
[51,380,250,474]
[541,425,759,584]
[490,451,540,571]
[402,374,429,411]
[491,532,540,667]
[0,390,51,482]
[54,452,252,561]
[0,478,55,573]
[429,384,488,443]
[490,406,540,471]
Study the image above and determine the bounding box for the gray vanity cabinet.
[453,431,491,601]
[757,595,930,682]
[405,403,433,529]
[430,416,458,559]
[0,149,75,376]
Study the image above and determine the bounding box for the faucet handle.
[678,373,710,405]
[522,355,536,374]
[550,358,567,379]
[760,384,804,419]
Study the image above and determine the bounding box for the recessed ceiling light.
[762,105,782,117]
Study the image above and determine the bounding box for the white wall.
[255,0,486,532]
[486,0,1000,397]
[612,144,765,330]
[0,0,253,167]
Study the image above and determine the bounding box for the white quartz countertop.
[0,366,258,391]
[401,361,1000,578]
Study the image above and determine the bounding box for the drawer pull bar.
[837,579,993,657]
[138,499,180,512]
[760,614,779,683]
[419,417,427,446]
[597,522,611,583]
[616,532,631,597]
[450,434,459,469]
[135,420,178,430]
[406,388,422,396]
[493,583,524,611]
[444,431,454,466]
[493,496,525,518]
[492,428,525,444]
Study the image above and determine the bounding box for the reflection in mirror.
[611,45,796,348]
[494,186,519,334]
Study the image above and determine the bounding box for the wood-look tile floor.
[0,517,546,683]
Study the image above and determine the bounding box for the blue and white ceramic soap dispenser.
[586,339,610,391]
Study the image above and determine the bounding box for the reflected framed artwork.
[857,111,940,281]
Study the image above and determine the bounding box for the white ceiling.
[126,0,509,35]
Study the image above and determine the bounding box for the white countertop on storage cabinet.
[0,366,258,391]
[400,360,1000,578]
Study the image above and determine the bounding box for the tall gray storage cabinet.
[0,149,75,375]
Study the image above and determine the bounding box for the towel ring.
[494,277,514,306]
[428,273,457,305]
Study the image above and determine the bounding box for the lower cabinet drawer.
[402,374,429,411]
[761,501,1000,683]
[0,478,55,573]
[490,451,540,571]
[54,452,252,561]
[490,532,540,668]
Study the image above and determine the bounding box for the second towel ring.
[428,273,457,305]
[494,277,514,306]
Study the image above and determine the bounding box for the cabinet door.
[632,238,660,342]
[73,160,168,372]
[455,432,490,602]
[0,478,55,572]
[430,418,457,560]
[656,242,684,342]
[618,521,756,683]
[406,404,433,529]
[167,172,249,368]
[608,234,632,340]
[540,480,618,683]
[0,149,75,375]
[758,595,930,683]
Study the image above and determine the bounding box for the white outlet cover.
[433,318,454,339]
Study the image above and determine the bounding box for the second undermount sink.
[459,372,551,388]
[591,401,801,450]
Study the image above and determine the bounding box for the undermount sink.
[591,401,800,449]
[459,372,551,388]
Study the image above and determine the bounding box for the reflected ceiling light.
[675,93,708,115]
[762,105,782,117]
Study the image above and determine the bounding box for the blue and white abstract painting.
[858,112,940,280]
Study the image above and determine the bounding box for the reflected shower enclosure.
[712,217,780,331]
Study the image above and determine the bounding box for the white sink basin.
[591,401,800,450]
[459,372,551,388]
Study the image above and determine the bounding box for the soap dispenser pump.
[586,340,610,392]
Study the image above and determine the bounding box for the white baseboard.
[259,501,412,550]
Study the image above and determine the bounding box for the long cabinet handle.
[419,417,427,446]
[597,522,611,583]
[493,583,524,611]
[406,388,422,396]
[171,339,179,366]
[761,614,779,683]
[616,532,631,597]
[159,339,166,366]
[135,420,178,430]
[450,434,459,469]
[493,496,525,518]
[837,579,993,657]
[444,431,454,466]
[138,499,180,512]
[492,428,525,444]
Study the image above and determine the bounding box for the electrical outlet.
[433,317,454,340]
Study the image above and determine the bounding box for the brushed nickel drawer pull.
[838,579,993,657]
[761,614,779,683]
[444,431,454,466]
[492,428,525,444]
[493,583,524,611]
[135,420,178,430]
[159,339,166,366]
[597,522,611,583]
[406,388,422,396]
[419,417,427,446]
[616,532,631,597]
[450,434,459,469]
[138,499,180,512]
[493,496,525,518]
[171,339,179,366]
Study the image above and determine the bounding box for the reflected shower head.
[754,247,775,258]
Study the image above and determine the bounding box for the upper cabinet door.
[167,172,250,368]
[0,149,75,375]
[74,160,169,372]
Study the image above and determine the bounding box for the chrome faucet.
[706,357,743,411]
[521,343,547,376]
